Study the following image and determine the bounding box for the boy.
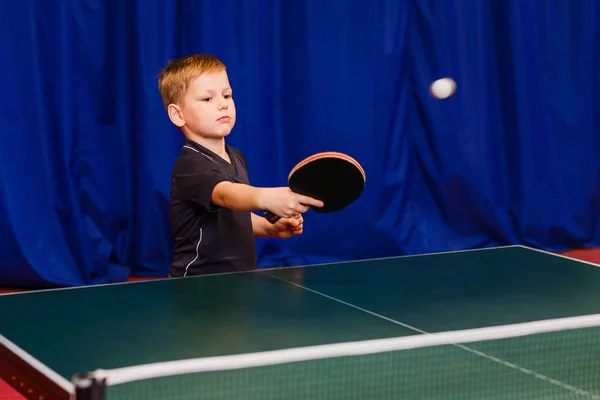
[157,54,323,277]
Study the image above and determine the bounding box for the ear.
[167,104,185,128]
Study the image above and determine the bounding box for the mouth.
[217,116,230,122]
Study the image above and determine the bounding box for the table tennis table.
[2,245,600,399]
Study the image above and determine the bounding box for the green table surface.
[2,245,600,399]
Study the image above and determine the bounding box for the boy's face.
[169,69,236,140]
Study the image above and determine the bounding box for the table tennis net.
[74,313,600,399]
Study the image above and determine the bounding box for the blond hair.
[157,54,226,109]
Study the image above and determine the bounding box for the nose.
[218,98,228,110]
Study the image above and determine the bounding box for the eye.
[202,97,212,102]
[224,94,232,99]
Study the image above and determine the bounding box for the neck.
[186,135,227,159]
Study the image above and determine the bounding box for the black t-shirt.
[168,139,256,277]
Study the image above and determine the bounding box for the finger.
[287,219,298,227]
[288,214,303,228]
[292,216,303,226]
[297,195,324,208]
[274,219,288,228]
[286,221,300,230]
[294,204,310,214]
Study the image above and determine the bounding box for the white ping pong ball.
[430,77,456,99]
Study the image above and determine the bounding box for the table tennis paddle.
[264,152,366,224]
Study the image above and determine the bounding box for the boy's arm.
[211,181,264,211]
[172,154,321,217]
[212,181,323,218]
[251,212,277,237]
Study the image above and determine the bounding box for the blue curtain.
[1,0,599,288]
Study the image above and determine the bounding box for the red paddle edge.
[288,152,366,183]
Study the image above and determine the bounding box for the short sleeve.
[171,156,232,212]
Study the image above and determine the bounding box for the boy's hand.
[271,214,304,238]
[259,187,323,219]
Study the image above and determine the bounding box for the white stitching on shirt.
[183,145,214,161]
[183,227,202,277]
[180,143,222,276]
[183,145,199,153]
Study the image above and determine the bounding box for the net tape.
[85,313,600,387]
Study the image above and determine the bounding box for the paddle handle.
[264,211,281,224]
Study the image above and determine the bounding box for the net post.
[71,370,107,400]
